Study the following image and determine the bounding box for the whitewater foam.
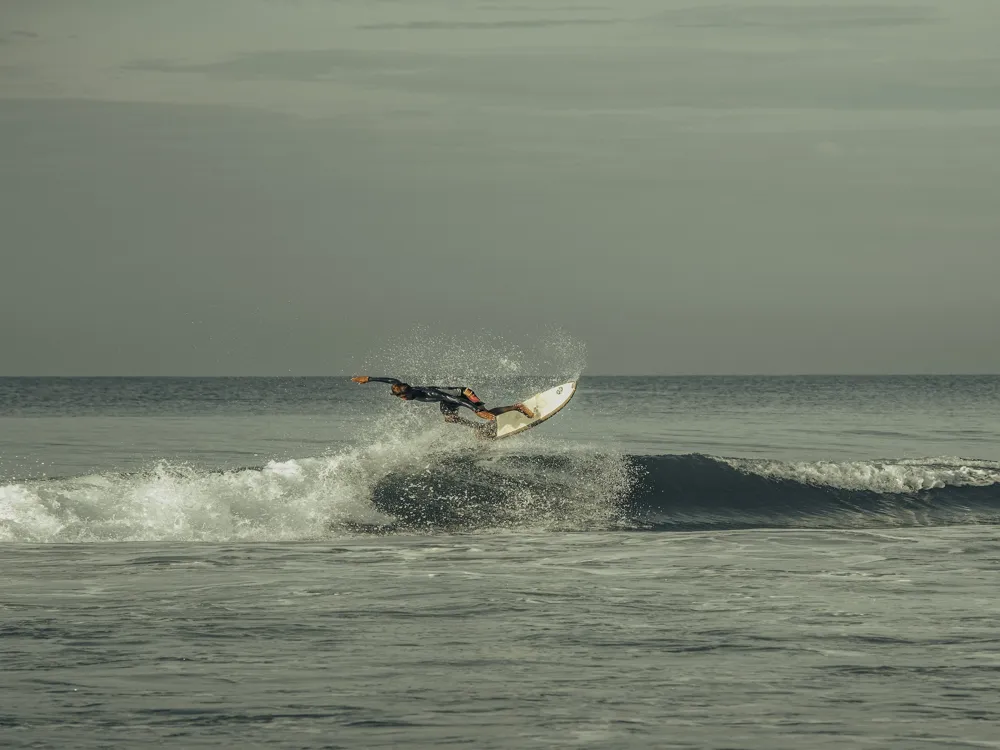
[0,456,372,543]
[0,407,634,542]
[4,390,997,544]
[726,456,1000,493]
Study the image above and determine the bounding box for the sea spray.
[358,325,587,402]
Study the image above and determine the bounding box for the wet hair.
[391,383,409,396]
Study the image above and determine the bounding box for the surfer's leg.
[440,402,462,423]
[441,402,486,428]
[487,403,535,419]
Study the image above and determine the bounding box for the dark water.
[2,376,999,747]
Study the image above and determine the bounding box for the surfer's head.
[390,383,410,397]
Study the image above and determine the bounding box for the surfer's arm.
[351,376,403,386]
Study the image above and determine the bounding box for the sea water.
[2,375,999,748]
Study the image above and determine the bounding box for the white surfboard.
[493,381,577,440]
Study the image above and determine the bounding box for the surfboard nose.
[493,381,577,439]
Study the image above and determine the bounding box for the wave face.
[628,455,1000,531]
[2,444,998,542]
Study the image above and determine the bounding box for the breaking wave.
[2,436,998,542]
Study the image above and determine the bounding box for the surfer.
[350,377,535,424]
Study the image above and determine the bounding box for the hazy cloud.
[1,30,40,43]
[659,5,937,30]
[3,0,999,374]
[124,49,416,81]
[359,19,619,30]
[123,46,1000,113]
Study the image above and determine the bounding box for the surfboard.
[493,381,577,440]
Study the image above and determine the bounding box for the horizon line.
[2,373,998,379]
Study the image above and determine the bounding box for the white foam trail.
[0,456,375,543]
[726,457,1000,493]
[0,410,453,543]
[0,408,631,542]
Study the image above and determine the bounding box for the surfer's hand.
[476,410,496,421]
[351,376,370,384]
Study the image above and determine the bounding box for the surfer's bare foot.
[476,410,496,421]
[516,403,535,418]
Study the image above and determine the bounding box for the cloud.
[123,50,410,81]
[1,30,40,43]
[658,5,937,30]
[359,19,619,30]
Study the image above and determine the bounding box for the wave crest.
[3,448,998,542]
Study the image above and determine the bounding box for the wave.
[629,454,1000,531]
[2,442,998,542]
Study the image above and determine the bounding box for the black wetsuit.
[365,378,484,415]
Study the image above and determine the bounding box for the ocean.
[2,375,999,748]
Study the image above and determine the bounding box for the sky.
[2,0,998,375]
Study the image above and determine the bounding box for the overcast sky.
[2,0,998,375]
